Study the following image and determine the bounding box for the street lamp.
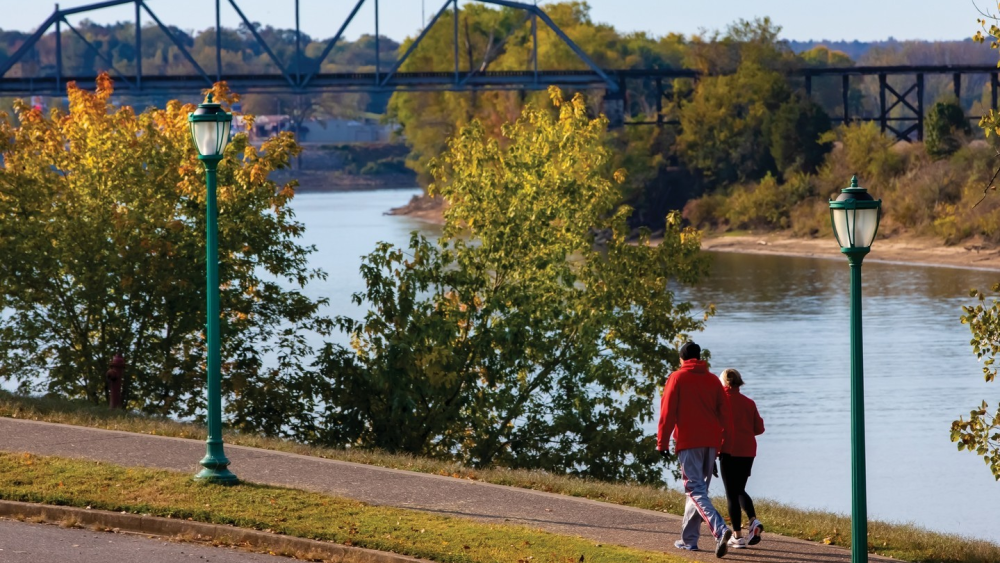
[829,175,881,563]
[189,94,237,484]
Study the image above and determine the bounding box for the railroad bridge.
[1,0,996,141]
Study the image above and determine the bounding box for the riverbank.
[702,232,1000,271]
[385,192,446,222]
[386,195,1000,272]
[272,169,418,192]
[270,142,419,192]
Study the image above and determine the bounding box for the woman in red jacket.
[719,368,765,550]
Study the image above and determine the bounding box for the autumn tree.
[0,75,331,438]
[950,7,1000,479]
[317,88,709,484]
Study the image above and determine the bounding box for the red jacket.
[721,387,765,457]
[657,359,730,452]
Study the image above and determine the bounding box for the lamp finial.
[850,175,858,188]
[206,92,214,104]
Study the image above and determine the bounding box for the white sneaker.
[727,536,747,549]
[674,539,700,551]
[746,518,764,546]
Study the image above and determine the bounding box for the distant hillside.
[788,39,996,66]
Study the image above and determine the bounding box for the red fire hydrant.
[106,354,125,409]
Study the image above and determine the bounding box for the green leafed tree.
[676,61,790,188]
[951,9,1000,479]
[316,88,710,484]
[0,75,331,438]
[925,98,971,159]
[768,94,833,177]
[956,286,1000,479]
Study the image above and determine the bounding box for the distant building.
[240,115,395,144]
[299,117,396,144]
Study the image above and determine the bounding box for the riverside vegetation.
[0,78,707,484]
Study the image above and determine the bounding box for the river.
[299,189,1000,540]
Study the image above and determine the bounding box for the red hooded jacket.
[657,359,730,452]
[721,387,765,457]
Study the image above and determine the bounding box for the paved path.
[0,418,892,562]
[0,518,291,563]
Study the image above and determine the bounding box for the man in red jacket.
[657,342,733,557]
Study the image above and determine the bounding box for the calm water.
[292,190,1000,540]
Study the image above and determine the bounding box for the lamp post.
[829,175,881,563]
[189,94,237,484]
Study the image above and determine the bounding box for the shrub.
[682,193,728,229]
[926,98,971,158]
[836,121,905,181]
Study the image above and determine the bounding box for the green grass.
[2,391,1000,562]
[0,452,691,563]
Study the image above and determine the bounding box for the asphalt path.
[0,518,292,563]
[0,417,895,562]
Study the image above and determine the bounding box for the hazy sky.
[0,0,986,43]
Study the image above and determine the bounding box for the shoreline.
[378,194,1000,272]
[701,232,1000,272]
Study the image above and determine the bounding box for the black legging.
[719,453,756,532]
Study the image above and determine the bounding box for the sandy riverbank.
[386,194,1000,272]
[702,232,1000,271]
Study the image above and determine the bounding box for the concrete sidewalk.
[0,418,892,562]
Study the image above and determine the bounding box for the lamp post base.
[195,454,238,485]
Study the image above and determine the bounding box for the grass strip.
[0,452,691,563]
[3,391,999,562]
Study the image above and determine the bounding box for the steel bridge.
[1,0,998,140]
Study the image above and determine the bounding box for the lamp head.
[829,175,882,252]
[188,93,233,158]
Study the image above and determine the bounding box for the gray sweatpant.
[678,447,729,547]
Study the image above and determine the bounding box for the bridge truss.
[0,0,997,140]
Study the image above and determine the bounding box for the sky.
[0,0,987,43]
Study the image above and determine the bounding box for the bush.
[723,173,813,230]
[835,121,905,181]
[682,193,728,229]
[359,156,409,175]
[926,98,971,159]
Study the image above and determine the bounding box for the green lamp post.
[189,94,237,484]
[829,175,881,563]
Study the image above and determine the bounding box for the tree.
[0,75,331,438]
[768,94,833,176]
[925,98,970,158]
[950,8,1000,478]
[955,286,1000,480]
[685,17,794,75]
[677,61,790,188]
[316,88,710,484]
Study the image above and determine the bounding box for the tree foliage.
[317,88,709,484]
[947,8,1000,480]
[676,62,789,187]
[925,98,971,159]
[768,95,833,176]
[0,75,331,438]
[955,286,1000,480]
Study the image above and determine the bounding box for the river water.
[298,189,1000,540]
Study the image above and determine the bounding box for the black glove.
[713,461,719,478]
[658,449,670,459]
